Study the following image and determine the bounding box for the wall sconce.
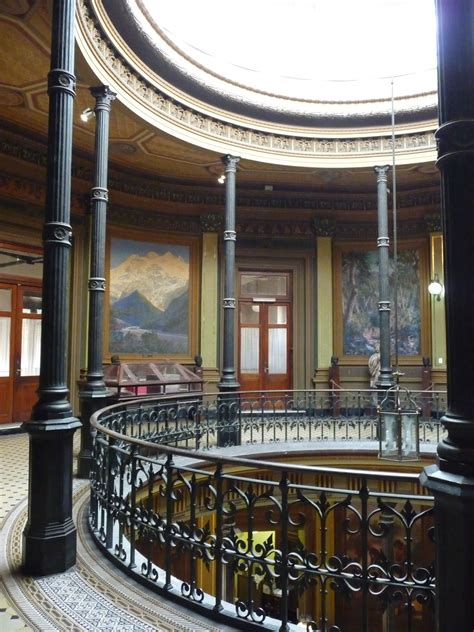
[428,273,443,301]
[80,107,95,123]
[217,174,226,184]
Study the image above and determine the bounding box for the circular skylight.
[130,0,437,103]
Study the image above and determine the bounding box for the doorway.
[0,281,42,424]
[238,271,292,392]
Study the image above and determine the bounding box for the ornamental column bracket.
[374,165,393,390]
[218,154,240,392]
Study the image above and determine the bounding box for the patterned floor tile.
[0,433,232,632]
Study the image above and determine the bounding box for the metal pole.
[374,165,394,389]
[217,155,240,446]
[78,85,116,479]
[218,154,240,393]
[390,80,400,373]
[22,0,81,575]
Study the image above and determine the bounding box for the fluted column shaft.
[421,1,474,629]
[374,166,393,389]
[78,86,116,479]
[218,155,240,392]
[22,0,81,576]
[86,86,115,388]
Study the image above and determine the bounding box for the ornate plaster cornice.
[0,138,440,214]
[76,0,438,168]
[0,167,437,240]
[108,205,201,233]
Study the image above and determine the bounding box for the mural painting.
[108,237,190,355]
[342,249,421,356]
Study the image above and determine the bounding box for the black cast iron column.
[77,85,116,479]
[22,0,81,576]
[218,154,240,393]
[420,1,474,629]
[374,165,393,389]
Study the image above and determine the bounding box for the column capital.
[90,85,117,110]
[374,165,390,181]
[222,154,240,172]
[425,213,442,233]
[313,217,336,237]
[200,213,224,233]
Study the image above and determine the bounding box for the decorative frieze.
[77,0,437,167]
[0,138,440,213]
[108,206,201,233]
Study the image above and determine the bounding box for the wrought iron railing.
[89,389,443,631]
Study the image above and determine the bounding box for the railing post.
[105,436,116,550]
[279,471,290,632]
[213,464,224,613]
[128,445,137,570]
[164,453,174,590]
[89,425,99,531]
[360,481,369,632]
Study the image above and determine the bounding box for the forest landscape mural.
[342,248,421,356]
[108,237,190,355]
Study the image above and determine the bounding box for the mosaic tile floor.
[0,432,234,632]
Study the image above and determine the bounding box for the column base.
[216,386,240,447]
[78,388,112,479]
[23,519,77,576]
[22,420,80,576]
[217,380,240,393]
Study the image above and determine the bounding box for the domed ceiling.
[77,0,438,168]
[0,0,440,224]
[129,0,437,119]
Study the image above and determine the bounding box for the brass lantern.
[378,383,421,461]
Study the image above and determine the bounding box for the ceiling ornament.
[76,0,438,169]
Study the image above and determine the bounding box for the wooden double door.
[238,271,292,392]
[0,281,42,424]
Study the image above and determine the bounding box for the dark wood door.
[0,282,41,424]
[238,271,292,392]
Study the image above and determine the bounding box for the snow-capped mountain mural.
[108,239,190,355]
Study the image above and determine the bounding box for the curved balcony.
[89,389,445,631]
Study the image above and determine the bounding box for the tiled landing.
[0,433,30,631]
[0,432,234,631]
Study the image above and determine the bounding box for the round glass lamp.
[428,274,443,301]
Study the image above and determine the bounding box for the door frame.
[233,252,314,391]
[237,270,293,392]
